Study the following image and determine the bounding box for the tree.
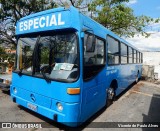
[0,46,7,62]
[0,46,15,63]
[0,0,159,48]
[57,0,160,37]
[88,0,160,37]
[0,0,57,47]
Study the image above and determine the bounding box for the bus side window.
[121,43,128,64]
[141,53,143,63]
[137,51,139,63]
[107,36,120,65]
[133,50,137,63]
[128,47,133,63]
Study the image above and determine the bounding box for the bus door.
[80,33,106,121]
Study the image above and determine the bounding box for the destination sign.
[19,13,65,32]
[15,10,72,35]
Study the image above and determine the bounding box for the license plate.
[27,103,37,112]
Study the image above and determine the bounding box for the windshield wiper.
[40,65,51,83]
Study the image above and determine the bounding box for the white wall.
[143,51,160,79]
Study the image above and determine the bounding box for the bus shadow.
[1,90,10,96]
[142,94,160,131]
[18,81,137,130]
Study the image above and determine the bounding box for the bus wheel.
[106,87,115,107]
[135,72,139,83]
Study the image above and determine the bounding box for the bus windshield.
[16,32,79,82]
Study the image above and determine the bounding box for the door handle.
[30,94,36,102]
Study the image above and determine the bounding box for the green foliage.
[0,0,159,48]
[88,0,159,37]
[0,46,7,60]
[40,47,50,64]
[0,46,15,65]
[0,0,57,46]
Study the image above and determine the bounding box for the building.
[142,51,160,79]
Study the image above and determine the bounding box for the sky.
[125,0,160,51]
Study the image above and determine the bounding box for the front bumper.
[11,94,80,127]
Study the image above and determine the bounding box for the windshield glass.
[16,32,79,82]
[16,37,37,75]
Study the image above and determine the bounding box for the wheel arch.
[110,79,118,90]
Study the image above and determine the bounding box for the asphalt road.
[0,81,160,131]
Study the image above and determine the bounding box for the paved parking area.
[84,81,160,131]
[0,81,160,131]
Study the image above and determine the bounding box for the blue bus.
[11,6,143,127]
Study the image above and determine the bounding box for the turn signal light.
[67,88,80,95]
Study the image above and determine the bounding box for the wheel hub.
[107,88,114,100]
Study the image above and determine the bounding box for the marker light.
[56,102,63,111]
[67,88,80,95]
[13,87,17,94]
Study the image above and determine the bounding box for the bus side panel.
[119,65,132,91]
[116,64,143,95]
[106,66,122,96]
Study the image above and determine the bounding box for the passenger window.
[139,53,141,63]
[133,50,137,63]
[137,51,139,63]
[107,36,120,65]
[121,43,128,64]
[128,47,133,63]
[141,53,143,63]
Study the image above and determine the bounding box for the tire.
[106,87,116,107]
[135,72,139,83]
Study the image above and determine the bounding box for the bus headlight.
[56,102,63,111]
[13,87,17,94]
